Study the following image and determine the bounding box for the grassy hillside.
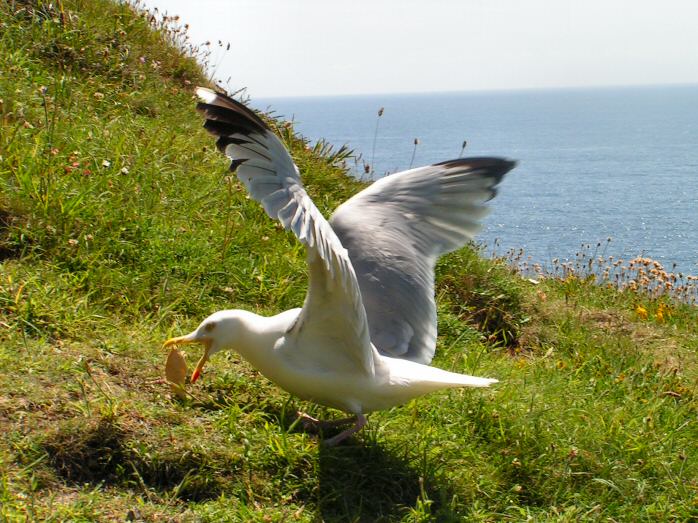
[1,1,696,521]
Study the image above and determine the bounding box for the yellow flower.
[658,302,671,318]
[635,305,648,320]
[655,302,672,323]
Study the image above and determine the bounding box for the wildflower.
[635,305,648,320]
[93,92,104,100]
[120,167,129,175]
[67,239,79,247]
[102,159,111,167]
[656,302,671,322]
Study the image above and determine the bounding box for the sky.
[145,0,698,98]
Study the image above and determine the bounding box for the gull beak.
[163,334,212,384]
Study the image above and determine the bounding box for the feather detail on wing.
[195,87,374,375]
[330,158,516,364]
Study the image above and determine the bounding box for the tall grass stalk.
[408,137,419,169]
[369,106,384,177]
[459,139,467,157]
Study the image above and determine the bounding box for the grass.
[1,1,697,521]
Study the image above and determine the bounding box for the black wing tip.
[435,156,517,170]
[436,156,516,183]
[229,158,247,172]
[195,87,269,136]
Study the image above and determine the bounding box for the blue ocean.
[255,85,698,276]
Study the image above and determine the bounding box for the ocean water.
[255,86,698,276]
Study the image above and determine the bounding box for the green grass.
[1,1,697,521]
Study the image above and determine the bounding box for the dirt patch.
[581,309,635,335]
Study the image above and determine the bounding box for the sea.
[254,85,698,276]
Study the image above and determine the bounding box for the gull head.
[163,310,240,383]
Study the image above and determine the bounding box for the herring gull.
[163,88,517,445]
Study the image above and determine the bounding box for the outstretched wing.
[330,158,515,365]
[195,88,374,376]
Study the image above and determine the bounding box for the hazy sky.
[146,0,698,98]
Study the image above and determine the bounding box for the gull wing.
[195,88,374,376]
[330,158,516,365]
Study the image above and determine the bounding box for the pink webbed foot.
[295,411,367,445]
[321,414,367,447]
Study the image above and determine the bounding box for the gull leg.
[296,411,356,432]
[322,414,367,447]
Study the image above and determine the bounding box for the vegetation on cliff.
[1,1,696,520]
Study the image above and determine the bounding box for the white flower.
[102,159,111,167]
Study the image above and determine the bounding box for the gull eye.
[204,322,216,333]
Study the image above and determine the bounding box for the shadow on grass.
[44,416,128,485]
[41,398,461,516]
[43,415,240,502]
[316,442,417,521]
[311,439,457,522]
[244,400,462,520]
[0,208,23,261]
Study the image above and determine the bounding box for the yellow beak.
[163,335,212,383]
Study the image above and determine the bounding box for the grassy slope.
[1,1,696,521]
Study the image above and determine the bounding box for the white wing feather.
[196,87,374,376]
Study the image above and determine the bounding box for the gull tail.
[391,358,498,396]
[423,367,498,389]
[448,374,499,388]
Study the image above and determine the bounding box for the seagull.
[163,88,516,445]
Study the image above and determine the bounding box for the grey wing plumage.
[330,158,516,365]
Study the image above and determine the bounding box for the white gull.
[163,88,516,445]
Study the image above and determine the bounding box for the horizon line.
[252,81,698,101]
